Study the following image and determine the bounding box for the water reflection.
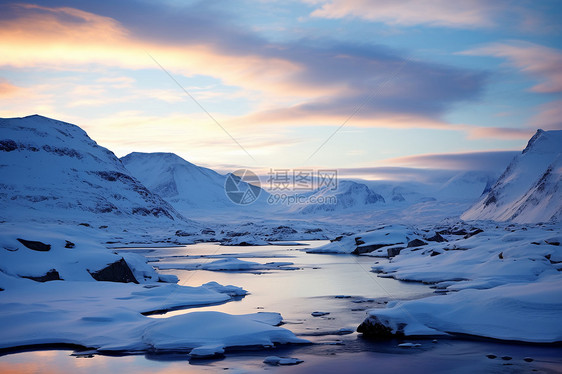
[2,241,560,373]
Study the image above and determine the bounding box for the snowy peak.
[0,115,186,226]
[462,129,562,223]
[121,152,270,216]
[121,152,224,201]
[297,180,385,214]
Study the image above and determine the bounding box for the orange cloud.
[0,79,22,97]
[0,3,331,103]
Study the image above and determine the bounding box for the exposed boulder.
[353,243,402,255]
[464,228,483,239]
[407,239,427,248]
[17,238,51,251]
[22,269,62,282]
[89,258,138,284]
[357,315,403,339]
[387,247,405,258]
[425,232,447,242]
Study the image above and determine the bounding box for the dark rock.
[132,207,174,219]
[65,240,75,249]
[353,243,403,255]
[17,238,51,251]
[484,193,497,207]
[304,228,323,233]
[501,356,512,361]
[498,252,503,259]
[357,316,402,339]
[89,258,138,284]
[387,247,404,257]
[545,240,560,246]
[99,225,108,229]
[22,269,62,282]
[464,229,483,239]
[201,228,215,235]
[331,236,344,242]
[272,226,297,235]
[78,223,90,227]
[430,250,441,257]
[523,357,534,362]
[426,232,447,243]
[450,229,468,236]
[486,354,497,359]
[227,231,251,237]
[407,239,427,248]
[0,139,18,152]
[175,230,193,237]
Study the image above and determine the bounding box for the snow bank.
[360,222,562,343]
[155,258,297,272]
[0,223,304,353]
[0,271,306,352]
[144,311,305,353]
[309,225,418,255]
[361,274,562,343]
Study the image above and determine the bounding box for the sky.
[0,0,561,179]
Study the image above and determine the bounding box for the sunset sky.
[1,1,561,178]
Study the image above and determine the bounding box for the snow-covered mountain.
[121,152,270,218]
[462,129,562,223]
[0,115,187,231]
[295,180,385,214]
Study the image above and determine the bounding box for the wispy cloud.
[529,100,562,131]
[0,2,486,129]
[462,41,562,93]
[466,126,534,140]
[0,79,22,97]
[383,150,519,172]
[305,0,545,30]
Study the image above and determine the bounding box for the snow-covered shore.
[0,224,307,356]
[347,222,562,343]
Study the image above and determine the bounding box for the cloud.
[0,2,486,130]
[0,79,22,97]
[383,150,519,172]
[529,100,562,131]
[305,0,543,30]
[338,165,454,183]
[466,126,534,140]
[462,41,562,93]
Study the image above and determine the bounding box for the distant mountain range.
[2,115,558,226]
